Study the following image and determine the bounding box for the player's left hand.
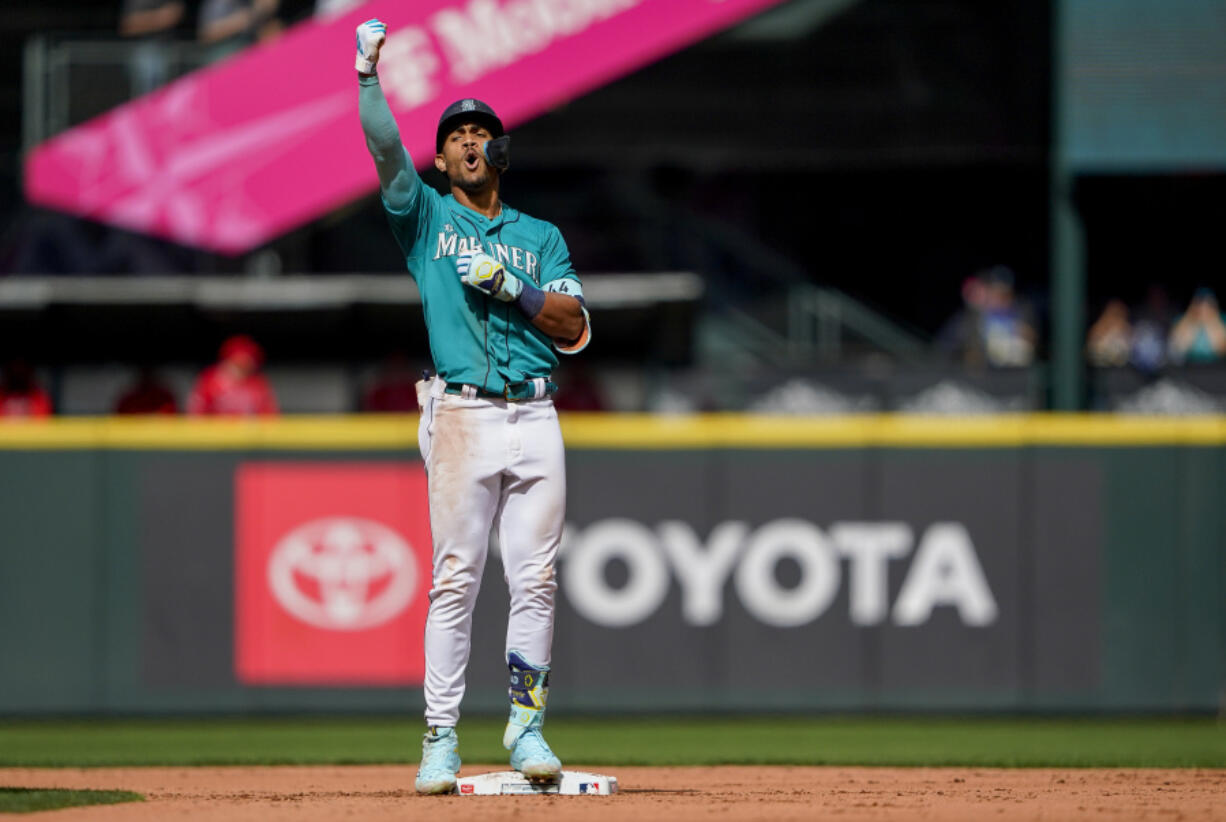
[355,19,386,74]
[458,251,522,302]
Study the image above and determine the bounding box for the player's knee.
[429,579,478,610]
[508,568,557,605]
[429,556,480,600]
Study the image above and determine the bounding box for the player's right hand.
[355,19,386,74]
[458,251,523,303]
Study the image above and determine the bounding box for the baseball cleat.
[502,650,560,781]
[509,727,562,781]
[415,726,461,795]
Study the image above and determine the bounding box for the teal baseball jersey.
[384,176,584,392]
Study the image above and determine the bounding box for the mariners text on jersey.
[434,233,541,283]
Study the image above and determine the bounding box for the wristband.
[514,280,546,319]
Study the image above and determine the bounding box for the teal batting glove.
[355,19,386,74]
[457,251,522,303]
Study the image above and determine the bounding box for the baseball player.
[354,19,591,795]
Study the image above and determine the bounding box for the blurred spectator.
[188,335,279,416]
[362,352,420,413]
[0,360,52,418]
[979,266,1036,367]
[938,266,1035,367]
[936,274,988,366]
[1086,299,1132,367]
[3,212,96,275]
[3,211,184,276]
[199,0,282,60]
[115,366,179,415]
[315,0,364,17]
[119,0,186,94]
[120,0,186,36]
[1129,285,1173,373]
[1168,287,1226,365]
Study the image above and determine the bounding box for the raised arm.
[355,20,418,212]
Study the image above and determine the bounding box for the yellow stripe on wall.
[0,416,419,450]
[0,413,1224,450]
[559,413,1226,448]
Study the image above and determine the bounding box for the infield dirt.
[1,765,1224,820]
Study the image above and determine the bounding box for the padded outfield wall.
[0,415,1223,714]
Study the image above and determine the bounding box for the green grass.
[0,716,1223,769]
[0,787,142,813]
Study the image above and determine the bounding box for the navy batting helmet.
[436,98,504,153]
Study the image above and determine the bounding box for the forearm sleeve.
[358,75,418,212]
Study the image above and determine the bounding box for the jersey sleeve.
[381,152,437,259]
[538,223,590,354]
[539,223,582,298]
[359,75,434,257]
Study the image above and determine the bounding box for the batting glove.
[458,251,522,303]
[355,19,386,74]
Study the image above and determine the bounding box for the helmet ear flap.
[484,135,511,171]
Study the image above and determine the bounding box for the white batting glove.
[355,19,386,74]
[457,251,522,302]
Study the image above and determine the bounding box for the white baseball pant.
[417,378,565,728]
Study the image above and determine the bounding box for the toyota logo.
[267,517,419,631]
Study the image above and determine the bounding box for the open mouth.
[463,149,481,172]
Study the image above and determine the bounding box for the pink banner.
[25,0,786,255]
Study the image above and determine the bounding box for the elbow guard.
[554,307,591,354]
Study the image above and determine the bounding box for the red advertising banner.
[24,0,787,254]
[235,462,432,686]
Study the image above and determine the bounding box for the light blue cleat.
[415,726,461,795]
[508,727,562,781]
[503,651,562,782]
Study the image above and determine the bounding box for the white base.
[455,770,618,796]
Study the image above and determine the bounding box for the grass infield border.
[1,716,1223,770]
[0,787,143,814]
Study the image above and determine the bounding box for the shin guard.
[503,650,550,749]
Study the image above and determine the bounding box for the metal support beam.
[1049,0,1086,410]
[1050,167,1085,410]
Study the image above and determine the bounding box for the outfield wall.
[1,415,1223,714]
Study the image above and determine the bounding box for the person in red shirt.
[0,360,53,418]
[115,366,179,415]
[188,335,278,416]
